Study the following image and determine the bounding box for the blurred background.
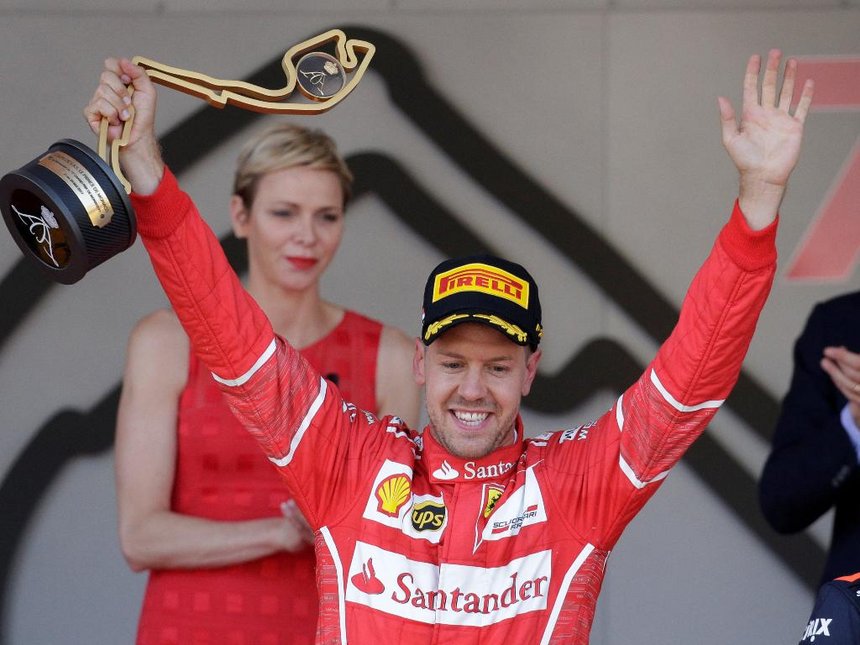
[0,1,858,643]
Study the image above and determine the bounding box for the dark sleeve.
[798,577,860,645]
[759,302,860,534]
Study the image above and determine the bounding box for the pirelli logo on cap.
[432,263,529,309]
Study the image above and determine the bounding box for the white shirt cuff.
[839,404,860,462]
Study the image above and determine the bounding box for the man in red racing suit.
[85,49,813,643]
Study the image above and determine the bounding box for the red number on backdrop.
[786,57,860,282]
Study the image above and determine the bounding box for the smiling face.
[414,322,541,459]
[231,166,345,292]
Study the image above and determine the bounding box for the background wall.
[0,1,858,643]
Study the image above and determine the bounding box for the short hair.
[232,122,353,209]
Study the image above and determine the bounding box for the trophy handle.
[132,29,375,114]
[97,101,135,194]
[93,29,375,195]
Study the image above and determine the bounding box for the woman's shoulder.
[340,308,383,330]
[127,308,190,365]
[342,309,415,341]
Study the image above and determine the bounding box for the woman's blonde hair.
[232,122,353,208]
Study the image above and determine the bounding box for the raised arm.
[84,57,279,411]
[560,51,815,543]
[85,58,390,528]
[625,50,815,491]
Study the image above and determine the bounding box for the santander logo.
[345,542,552,626]
[351,558,385,595]
[464,459,514,480]
[432,459,516,481]
[432,460,459,480]
[390,570,548,614]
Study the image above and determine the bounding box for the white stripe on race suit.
[539,543,596,645]
[615,394,625,431]
[211,338,277,387]
[619,454,670,490]
[270,377,328,467]
[650,369,724,412]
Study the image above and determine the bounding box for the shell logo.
[376,474,412,516]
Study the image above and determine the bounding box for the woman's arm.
[115,309,311,572]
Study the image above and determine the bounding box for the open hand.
[718,50,814,229]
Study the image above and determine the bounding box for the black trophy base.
[0,139,136,285]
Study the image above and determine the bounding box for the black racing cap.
[421,254,542,348]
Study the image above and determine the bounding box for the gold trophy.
[0,29,374,284]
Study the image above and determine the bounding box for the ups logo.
[411,500,446,532]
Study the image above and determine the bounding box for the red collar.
[421,417,525,484]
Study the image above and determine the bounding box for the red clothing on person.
[136,168,777,644]
[136,311,382,644]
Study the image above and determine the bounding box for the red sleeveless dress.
[136,311,382,644]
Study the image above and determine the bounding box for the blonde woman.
[114,123,420,643]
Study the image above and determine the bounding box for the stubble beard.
[425,402,517,460]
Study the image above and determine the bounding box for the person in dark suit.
[798,572,860,645]
[760,292,860,584]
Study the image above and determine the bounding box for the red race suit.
[134,168,777,644]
